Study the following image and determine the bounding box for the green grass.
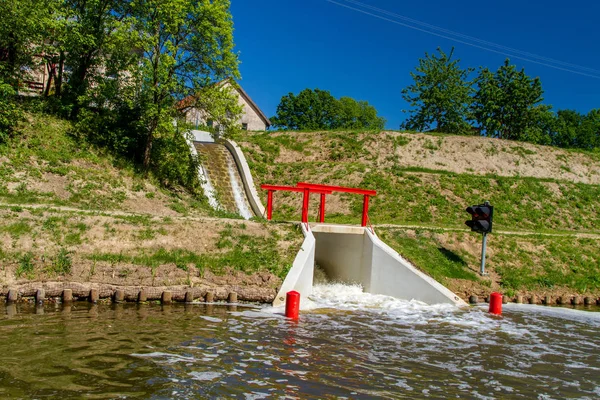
[379,227,600,293]
[240,140,600,232]
[49,248,72,275]
[87,224,297,279]
[15,252,35,279]
[491,236,600,292]
[0,221,33,239]
[378,228,479,284]
[0,112,213,215]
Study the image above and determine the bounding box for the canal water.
[1,284,599,399]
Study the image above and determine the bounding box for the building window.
[242,123,248,131]
[207,119,213,127]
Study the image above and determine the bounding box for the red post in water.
[361,195,370,227]
[285,291,300,320]
[267,190,273,220]
[489,292,502,315]
[301,188,310,223]
[319,193,326,223]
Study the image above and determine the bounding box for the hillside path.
[2,202,599,239]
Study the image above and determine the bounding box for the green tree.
[554,109,600,150]
[59,0,132,116]
[583,109,600,149]
[271,89,385,130]
[0,0,59,86]
[472,59,551,143]
[131,0,240,175]
[271,88,339,130]
[401,47,473,134]
[337,97,385,130]
[553,110,583,148]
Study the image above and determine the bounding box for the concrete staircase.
[194,142,254,219]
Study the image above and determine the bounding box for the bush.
[0,79,22,143]
[151,127,200,190]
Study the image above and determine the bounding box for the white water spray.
[227,156,253,220]
[185,133,222,211]
[199,164,220,211]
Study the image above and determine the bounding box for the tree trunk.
[56,51,64,96]
[143,120,157,172]
[69,52,94,119]
[44,62,56,97]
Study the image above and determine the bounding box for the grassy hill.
[0,112,302,298]
[237,130,600,300]
[3,112,599,302]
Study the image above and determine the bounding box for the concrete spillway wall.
[273,224,316,307]
[187,130,265,219]
[275,224,466,307]
[222,139,265,218]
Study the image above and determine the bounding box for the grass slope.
[238,130,600,298]
[0,113,303,289]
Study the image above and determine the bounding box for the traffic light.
[465,203,493,234]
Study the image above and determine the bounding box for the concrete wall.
[190,130,214,143]
[313,225,366,285]
[366,229,466,305]
[272,224,315,307]
[311,225,466,306]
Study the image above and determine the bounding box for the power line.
[326,0,600,79]
[340,0,600,75]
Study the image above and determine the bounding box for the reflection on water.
[0,284,599,399]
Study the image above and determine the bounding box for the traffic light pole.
[480,232,488,276]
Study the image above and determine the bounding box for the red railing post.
[302,188,310,223]
[267,190,273,220]
[319,193,326,223]
[361,195,370,227]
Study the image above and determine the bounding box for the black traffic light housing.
[465,203,493,234]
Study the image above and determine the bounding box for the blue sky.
[230,0,600,129]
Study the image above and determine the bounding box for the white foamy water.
[226,156,253,220]
[7,285,596,399]
[186,137,221,211]
[199,164,220,210]
[133,294,600,399]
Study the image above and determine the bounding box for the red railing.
[260,184,332,223]
[261,182,376,227]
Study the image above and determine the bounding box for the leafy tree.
[401,47,473,134]
[271,88,339,130]
[271,89,385,130]
[59,0,132,117]
[130,0,240,177]
[472,59,550,142]
[553,110,583,148]
[553,109,600,150]
[519,105,554,145]
[581,109,600,149]
[0,0,59,85]
[337,97,385,130]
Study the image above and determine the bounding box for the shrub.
[0,79,21,143]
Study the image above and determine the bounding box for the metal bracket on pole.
[480,232,488,276]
